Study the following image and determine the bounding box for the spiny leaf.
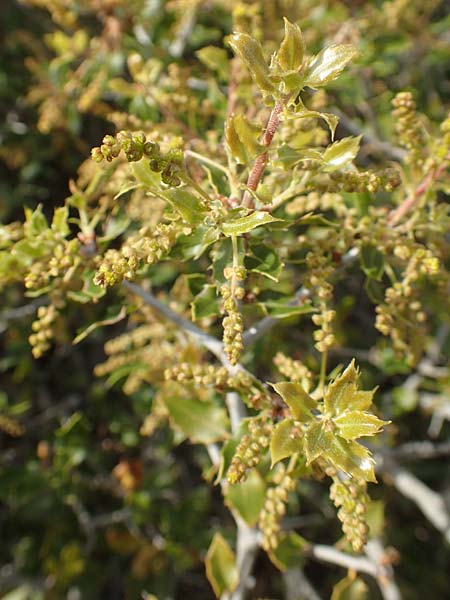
[323,135,362,170]
[221,211,282,236]
[304,421,331,465]
[225,117,248,164]
[270,382,316,421]
[333,410,389,441]
[324,360,372,414]
[205,533,239,598]
[270,418,300,466]
[303,44,358,88]
[277,18,305,72]
[227,32,276,93]
[322,436,376,482]
[233,114,265,158]
[158,188,206,225]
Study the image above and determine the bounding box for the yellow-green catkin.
[227,417,273,484]
[259,468,295,551]
[330,477,370,553]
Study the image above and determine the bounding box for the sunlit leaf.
[227,32,276,93]
[323,135,362,170]
[333,410,389,440]
[277,18,305,72]
[270,418,300,466]
[322,435,376,482]
[221,211,281,236]
[268,532,307,570]
[271,382,316,421]
[303,44,358,88]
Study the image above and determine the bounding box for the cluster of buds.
[375,246,439,364]
[93,248,138,287]
[104,324,166,355]
[227,417,273,484]
[24,261,51,291]
[392,92,428,171]
[327,167,401,194]
[259,468,296,552]
[286,192,347,217]
[330,477,370,553]
[164,362,270,408]
[220,265,246,365]
[306,251,336,353]
[91,131,185,186]
[123,223,184,267]
[29,304,58,358]
[48,239,80,278]
[273,352,312,391]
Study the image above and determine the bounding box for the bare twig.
[365,539,401,600]
[283,567,322,600]
[305,543,377,576]
[387,154,449,227]
[376,454,450,545]
[242,99,287,208]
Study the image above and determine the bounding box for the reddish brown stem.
[242,99,286,208]
[387,156,449,227]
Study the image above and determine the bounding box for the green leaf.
[98,214,131,242]
[322,435,376,482]
[67,271,107,304]
[163,389,229,444]
[323,135,362,170]
[196,46,229,80]
[159,188,206,225]
[225,117,248,164]
[331,572,369,600]
[233,114,265,159]
[268,532,307,571]
[131,160,161,188]
[225,469,266,525]
[174,226,220,260]
[221,211,281,236]
[270,418,300,466]
[303,44,358,88]
[270,382,316,421]
[324,360,375,414]
[51,207,69,237]
[227,32,276,93]
[258,299,315,319]
[205,533,239,598]
[24,206,48,237]
[277,18,305,71]
[292,102,340,139]
[360,244,385,281]
[333,410,389,440]
[304,421,330,464]
[275,144,323,169]
[191,285,220,320]
[244,243,283,281]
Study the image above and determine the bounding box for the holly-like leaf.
[303,44,358,88]
[304,421,331,465]
[270,418,300,466]
[227,32,276,93]
[163,388,229,444]
[323,135,362,170]
[275,144,323,169]
[324,360,375,414]
[205,533,239,598]
[24,206,48,237]
[159,188,206,225]
[292,101,340,139]
[322,436,376,482]
[245,243,283,281]
[277,18,305,72]
[221,211,281,236]
[333,410,389,441]
[225,117,248,164]
[271,382,316,421]
[225,469,266,526]
[233,114,265,159]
